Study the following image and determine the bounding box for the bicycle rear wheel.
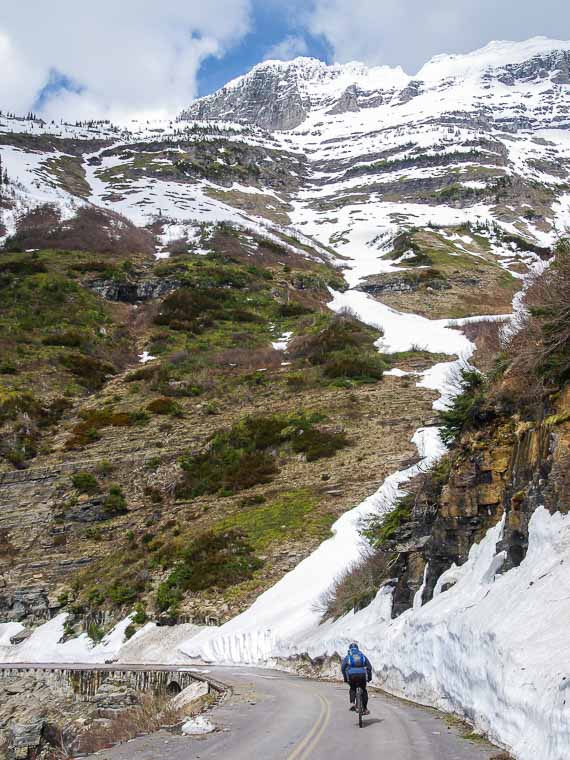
[355,687,363,728]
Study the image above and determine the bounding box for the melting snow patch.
[272,331,293,351]
[139,351,156,364]
[0,623,24,646]
[181,716,215,735]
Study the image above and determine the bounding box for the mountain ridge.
[181,36,570,130]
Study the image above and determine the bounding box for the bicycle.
[355,685,365,728]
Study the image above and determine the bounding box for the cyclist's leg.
[348,677,356,705]
[355,674,368,711]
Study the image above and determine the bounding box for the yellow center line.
[287,693,331,760]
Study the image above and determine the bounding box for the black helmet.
[348,642,359,652]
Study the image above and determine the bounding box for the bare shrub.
[462,319,505,373]
[72,692,200,755]
[315,546,392,621]
[289,312,378,364]
[504,238,570,402]
[165,237,191,255]
[5,204,155,256]
[336,305,359,320]
[213,347,283,370]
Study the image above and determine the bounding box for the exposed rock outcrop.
[388,388,570,617]
[87,277,181,303]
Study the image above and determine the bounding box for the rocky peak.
[180,56,410,130]
[180,58,323,130]
[181,38,570,132]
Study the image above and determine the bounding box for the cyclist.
[341,642,373,714]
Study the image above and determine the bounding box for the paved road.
[88,666,501,760]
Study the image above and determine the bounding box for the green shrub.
[87,622,105,643]
[290,427,349,461]
[276,301,312,317]
[386,231,431,266]
[147,397,181,416]
[178,448,277,498]
[42,329,85,348]
[132,603,148,625]
[156,583,182,614]
[203,401,219,415]
[107,582,138,605]
[439,369,487,445]
[0,361,17,375]
[177,411,348,497]
[291,313,380,365]
[364,493,414,547]
[154,288,225,331]
[124,623,136,640]
[144,486,163,504]
[66,408,145,449]
[322,350,387,382]
[125,364,159,383]
[96,459,113,475]
[103,485,127,515]
[157,529,262,611]
[72,471,99,495]
[59,353,116,390]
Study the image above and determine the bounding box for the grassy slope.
[363,226,519,319]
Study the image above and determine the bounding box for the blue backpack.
[348,651,367,675]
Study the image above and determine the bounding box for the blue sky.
[198,4,333,96]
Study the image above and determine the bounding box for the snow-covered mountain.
[181,37,570,280]
[182,37,570,131]
[4,37,568,286]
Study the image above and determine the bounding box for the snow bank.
[271,330,293,351]
[117,622,203,664]
[181,715,215,735]
[172,680,209,709]
[341,507,570,760]
[0,622,24,646]
[0,616,202,665]
[0,614,133,664]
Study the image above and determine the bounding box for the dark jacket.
[341,650,372,682]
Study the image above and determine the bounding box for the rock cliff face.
[388,383,570,617]
[182,62,309,130]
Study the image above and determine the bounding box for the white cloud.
[0,31,45,114]
[0,0,252,121]
[264,34,309,61]
[308,0,570,72]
